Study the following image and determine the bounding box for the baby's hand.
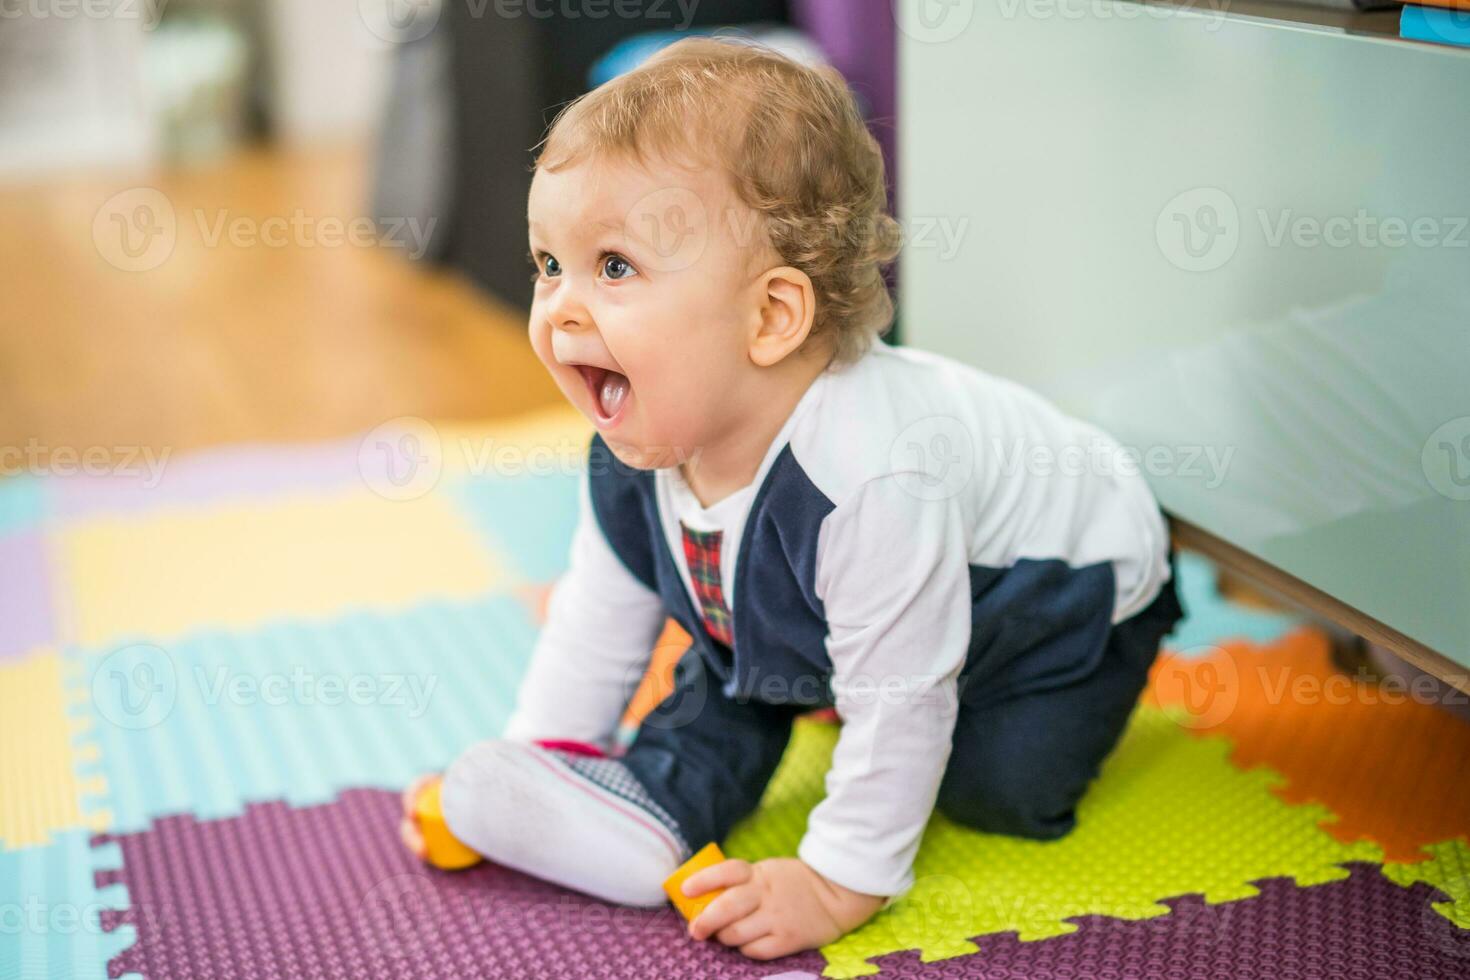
[683,856,884,960]
[399,773,438,862]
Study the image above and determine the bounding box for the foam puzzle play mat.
[2,407,1467,979]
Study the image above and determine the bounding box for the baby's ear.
[750,266,816,368]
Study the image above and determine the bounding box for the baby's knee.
[441,738,506,804]
[936,769,1079,841]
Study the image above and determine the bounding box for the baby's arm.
[798,478,971,899]
[503,473,669,747]
[688,476,973,955]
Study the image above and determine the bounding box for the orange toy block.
[663,842,728,922]
[414,776,484,870]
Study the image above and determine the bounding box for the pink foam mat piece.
[96,789,828,979]
[49,439,367,519]
[0,529,57,659]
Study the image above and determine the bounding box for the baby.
[402,37,1183,960]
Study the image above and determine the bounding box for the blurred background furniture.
[441,0,790,308]
[440,0,898,310]
[899,0,1470,690]
[1,0,898,306]
[0,0,899,471]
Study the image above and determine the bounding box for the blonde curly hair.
[534,35,901,367]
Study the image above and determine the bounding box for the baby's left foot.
[440,739,691,906]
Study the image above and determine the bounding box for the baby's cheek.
[525,314,552,364]
[638,370,714,442]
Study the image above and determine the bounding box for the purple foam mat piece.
[853,864,1470,979]
[96,789,827,979]
[0,529,57,659]
[93,790,1470,979]
[49,438,368,519]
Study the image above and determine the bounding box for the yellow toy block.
[663,842,727,922]
[414,777,483,870]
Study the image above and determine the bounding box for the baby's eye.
[601,254,636,280]
[542,255,562,277]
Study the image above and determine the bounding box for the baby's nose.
[545,284,593,333]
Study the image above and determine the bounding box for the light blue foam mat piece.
[0,831,139,980]
[1165,550,1303,654]
[0,474,45,535]
[68,594,539,835]
[451,471,581,584]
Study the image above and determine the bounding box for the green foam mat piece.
[725,706,1384,978]
[1384,839,1470,930]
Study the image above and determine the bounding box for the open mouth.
[573,364,631,426]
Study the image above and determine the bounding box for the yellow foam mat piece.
[725,707,1383,978]
[1383,839,1470,930]
[57,490,503,649]
[0,650,109,849]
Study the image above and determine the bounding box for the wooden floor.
[0,143,562,475]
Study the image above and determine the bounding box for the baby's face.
[527,152,768,470]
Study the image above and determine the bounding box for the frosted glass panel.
[899,1,1470,667]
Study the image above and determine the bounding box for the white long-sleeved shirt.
[505,337,1172,898]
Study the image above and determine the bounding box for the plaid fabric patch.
[554,750,691,855]
[679,522,734,647]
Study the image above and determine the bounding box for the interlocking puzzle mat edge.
[725,707,1388,978]
[1147,628,1470,863]
[5,405,1464,975]
[83,763,1469,980]
[0,649,109,851]
[0,831,138,980]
